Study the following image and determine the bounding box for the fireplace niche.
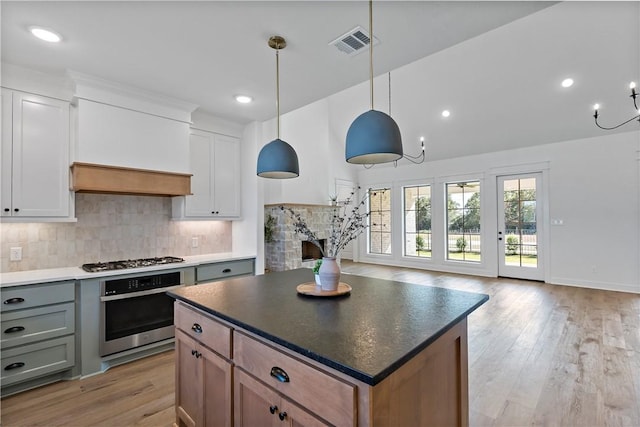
[301,239,325,261]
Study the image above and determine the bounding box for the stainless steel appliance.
[99,270,184,356]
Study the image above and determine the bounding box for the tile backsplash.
[1,194,232,272]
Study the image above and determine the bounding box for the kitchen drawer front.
[1,335,75,387]
[196,259,254,283]
[1,281,75,313]
[175,302,231,359]
[234,332,356,427]
[1,302,75,348]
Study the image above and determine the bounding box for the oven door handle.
[100,284,184,302]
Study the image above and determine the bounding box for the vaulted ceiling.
[2,1,638,160]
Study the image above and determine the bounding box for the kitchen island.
[168,268,488,427]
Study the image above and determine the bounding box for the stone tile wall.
[1,194,231,272]
[264,204,335,272]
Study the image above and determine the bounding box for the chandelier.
[593,82,640,130]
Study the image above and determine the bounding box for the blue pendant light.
[257,36,299,179]
[345,0,403,165]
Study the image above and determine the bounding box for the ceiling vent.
[329,26,380,56]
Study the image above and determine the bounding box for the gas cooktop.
[81,256,185,273]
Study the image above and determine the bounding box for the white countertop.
[0,252,256,288]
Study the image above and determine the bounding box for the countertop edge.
[0,252,257,287]
[169,290,490,386]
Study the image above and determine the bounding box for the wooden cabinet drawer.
[234,332,356,427]
[196,259,254,283]
[1,302,75,348]
[174,302,231,359]
[1,335,75,386]
[1,281,75,312]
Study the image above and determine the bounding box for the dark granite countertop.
[168,268,488,386]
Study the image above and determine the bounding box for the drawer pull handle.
[222,268,232,273]
[270,366,290,383]
[278,411,288,421]
[269,405,278,414]
[4,297,25,305]
[4,326,25,334]
[191,323,203,334]
[4,362,25,371]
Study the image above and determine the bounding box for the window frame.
[402,183,432,259]
[445,180,482,263]
[367,186,393,256]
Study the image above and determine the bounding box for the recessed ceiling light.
[441,110,451,118]
[630,82,637,90]
[593,103,600,110]
[29,26,62,43]
[561,78,574,88]
[235,95,253,104]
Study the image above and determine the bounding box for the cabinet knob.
[4,362,25,371]
[269,405,278,414]
[270,366,290,383]
[191,323,203,334]
[4,326,25,334]
[3,208,9,212]
[278,412,288,421]
[13,208,19,212]
[3,297,25,305]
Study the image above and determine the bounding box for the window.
[446,181,481,262]
[368,187,391,254]
[403,185,431,258]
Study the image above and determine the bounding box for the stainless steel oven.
[99,271,184,356]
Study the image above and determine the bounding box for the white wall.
[233,121,263,274]
[354,131,640,293]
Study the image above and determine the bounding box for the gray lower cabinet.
[196,258,255,284]
[0,281,76,396]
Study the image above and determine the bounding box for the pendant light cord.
[388,72,391,116]
[369,0,374,110]
[276,48,281,139]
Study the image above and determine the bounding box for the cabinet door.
[185,130,214,217]
[175,329,232,427]
[176,329,202,427]
[234,369,329,427]
[212,135,240,217]
[11,91,70,217]
[1,89,13,216]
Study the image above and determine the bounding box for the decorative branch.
[281,186,374,258]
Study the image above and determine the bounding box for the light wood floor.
[2,261,639,426]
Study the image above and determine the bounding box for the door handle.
[3,297,25,305]
[4,326,25,334]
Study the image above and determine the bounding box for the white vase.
[318,257,340,291]
[314,274,321,287]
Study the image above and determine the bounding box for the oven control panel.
[102,271,182,296]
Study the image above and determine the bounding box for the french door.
[497,173,544,281]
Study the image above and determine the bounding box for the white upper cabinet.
[172,129,240,219]
[1,88,72,219]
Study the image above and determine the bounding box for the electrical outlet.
[191,237,199,248]
[10,247,22,261]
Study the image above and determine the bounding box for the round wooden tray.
[296,282,352,297]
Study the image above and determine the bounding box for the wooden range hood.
[70,162,192,196]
